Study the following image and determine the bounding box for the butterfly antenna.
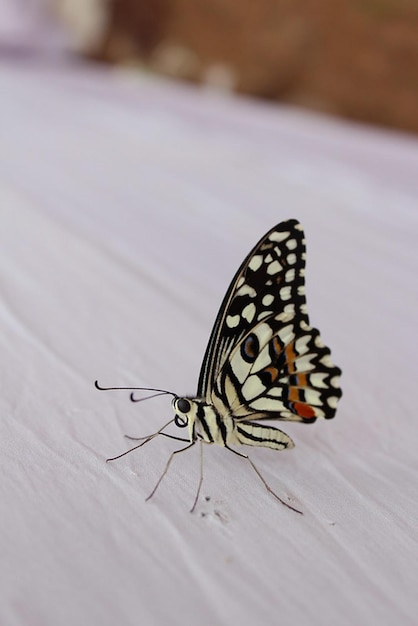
[94,380,177,402]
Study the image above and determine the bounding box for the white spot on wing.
[286,238,297,250]
[255,322,274,345]
[251,344,271,372]
[327,396,339,409]
[250,397,287,413]
[320,354,332,367]
[295,355,315,372]
[236,284,257,298]
[229,353,251,384]
[283,303,295,314]
[226,314,240,328]
[278,324,295,345]
[267,260,282,275]
[249,254,263,271]
[257,310,273,321]
[262,294,274,306]
[241,376,265,401]
[279,286,292,301]
[285,268,295,282]
[270,231,289,243]
[242,302,256,322]
[310,373,328,388]
[295,335,310,354]
[303,389,322,406]
[287,253,296,265]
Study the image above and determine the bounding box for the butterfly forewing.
[198,219,342,423]
[197,219,307,399]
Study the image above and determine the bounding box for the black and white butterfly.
[96,219,342,514]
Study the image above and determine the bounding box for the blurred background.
[1,0,417,133]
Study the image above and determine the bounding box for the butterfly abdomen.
[234,422,295,450]
[192,402,294,451]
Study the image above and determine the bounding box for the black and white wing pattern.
[197,219,342,424]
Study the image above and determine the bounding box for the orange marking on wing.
[271,336,283,356]
[263,366,279,384]
[296,373,308,387]
[289,387,300,402]
[285,343,297,373]
[293,403,316,419]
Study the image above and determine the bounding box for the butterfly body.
[172,396,295,449]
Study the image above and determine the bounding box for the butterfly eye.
[176,398,191,413]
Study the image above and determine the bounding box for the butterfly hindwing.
[220,316,342,422]
[198,219,342,423]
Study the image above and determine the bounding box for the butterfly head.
[172,396,199,441]
[172,397,192,426]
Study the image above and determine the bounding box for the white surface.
[1,58,418,626]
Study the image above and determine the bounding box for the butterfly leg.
[246,456,303,515]
[106,440,152,462]
[146,441,196,503]
[189,440,204,514]
[107,419,190,462]
[123,418,176,442]
[225,445,303,515]
[125,432,190,443]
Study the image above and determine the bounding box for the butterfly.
[96,219,342,514]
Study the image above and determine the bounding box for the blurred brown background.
[80,0,418,133]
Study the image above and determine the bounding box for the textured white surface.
[1,58,418,626]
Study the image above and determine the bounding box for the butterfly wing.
[218,315,342,423]
[197,219,342,423]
